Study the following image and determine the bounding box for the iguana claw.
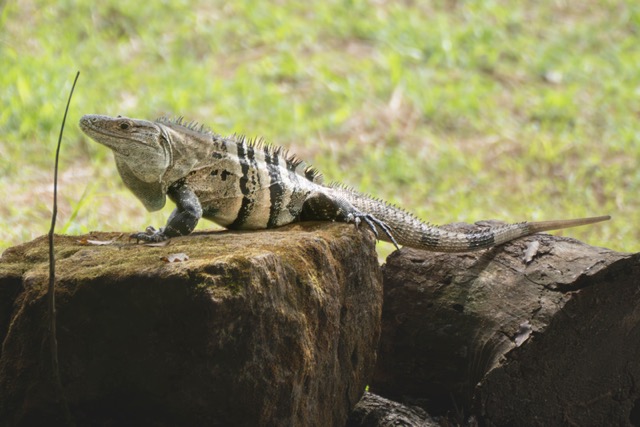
[130,226,169,243]
[347,213,400,249]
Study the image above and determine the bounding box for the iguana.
[79,114,610,252]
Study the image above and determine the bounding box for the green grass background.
[1,0,638,255]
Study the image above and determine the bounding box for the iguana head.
[80,114,172,211]
[79,114,171,178]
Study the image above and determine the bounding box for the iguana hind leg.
[300,191,399,248]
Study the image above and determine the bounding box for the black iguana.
[79,114,610,252]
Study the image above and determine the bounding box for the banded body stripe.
[182,133,321,231]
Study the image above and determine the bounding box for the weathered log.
[371,223,640,426]
[346,391,439,427]
[0,222,382,427]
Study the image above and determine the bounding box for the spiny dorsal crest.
[156,116,211,135]
[156,116,323,184]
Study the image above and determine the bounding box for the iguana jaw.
[80,114,172,186]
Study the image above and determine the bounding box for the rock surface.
[0,222,382,427]
[371,224,639,426]
[347,391,439,427]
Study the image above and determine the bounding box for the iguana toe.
[130,227,169,243]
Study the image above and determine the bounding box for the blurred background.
[1,0,638,254]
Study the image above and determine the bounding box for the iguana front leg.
[300,191,400,249]
[131,182,203,243]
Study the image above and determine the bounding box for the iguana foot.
[130,226,169,243]
[347,213,400,249]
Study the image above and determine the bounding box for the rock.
[370,224,640,426]
[0,222,382,427]
[347,391,439,427]
[476,249,640,426]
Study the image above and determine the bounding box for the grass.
[1,0,638,255]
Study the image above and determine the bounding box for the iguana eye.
[119,122,130,130]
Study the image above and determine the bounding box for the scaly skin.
[79,114,610,252]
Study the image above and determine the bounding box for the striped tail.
[329,184,610,252]
[410,215,612,252]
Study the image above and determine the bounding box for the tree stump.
[371,224,639,426]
